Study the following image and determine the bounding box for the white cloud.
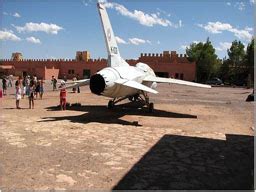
[156,8,171,17]
[198,21,253,41]
[197,22,232,34]
[26,36,41,44]
[215,47,222,51]
[3,12,21,17]
[82,0,92,6]
[220,42,232,49]
[192,41,201,44]
[115,36,128,44]
[102,1,181,28]
[245,27,253,31]
[235,2,245,11]
[229,28,252,41]
[178,20,183,27]
[0,30,21,41]
[129,37,151,45]
[180,40,206,50]
[180,45,188,50]
[250,0,255,4]
[2,28,14,33]
[13,12,21,18]
[115,36,152,45]
[13,22,63,34]
[146,40,152,44]
[157,40,160,45]
[226,2,231,6]
[215,42,232,51]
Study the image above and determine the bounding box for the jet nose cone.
[90,74,106,95]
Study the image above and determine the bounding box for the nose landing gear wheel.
[108,100,114,109]
[148,102,154,113]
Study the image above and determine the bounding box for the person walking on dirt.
[28,80,35,109]
[39,80,44,100]
[59,80,67,110]
[35,81,40,99]
[15,79,22,109]
[2,76,7,95]
[51,76,57,91]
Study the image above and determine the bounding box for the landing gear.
[128,94,139,102]
[107,97,126,109]
[141,92,154,113]
[108,100,114,109]
[107,92,154,112]
[148,102,154,113]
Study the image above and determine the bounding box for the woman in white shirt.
[15,79,22,109]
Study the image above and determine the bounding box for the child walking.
[59,80,67,110]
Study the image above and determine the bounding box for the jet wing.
[61,79,90,85]
[64,79,90,89]
[143,76,211,89]
[115,79,158,94]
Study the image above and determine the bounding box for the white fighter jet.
[67,2,211,112]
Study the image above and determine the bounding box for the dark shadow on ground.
[4,107,27,110]
[113,134,254,190]
[41,102,197,126]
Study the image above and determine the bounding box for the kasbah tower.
[0,50,196,81]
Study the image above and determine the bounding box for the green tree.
[227,40,245,69]
[227,40,247,86]
[244,38,254,87]
[186,38,220,82]
[219,58,232,84]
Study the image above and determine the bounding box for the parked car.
[206,78,223,85]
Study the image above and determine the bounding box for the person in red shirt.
[59,80,67,110]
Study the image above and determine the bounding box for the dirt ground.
[0,81,254,190]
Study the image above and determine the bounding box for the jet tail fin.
[97,2,128,67]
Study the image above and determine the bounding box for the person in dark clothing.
[63,73,67,82]
[76,74,80,93]
[51,76,57,91]
[35,81,40,99]
[2,77,7,95]
[28,80,35,109]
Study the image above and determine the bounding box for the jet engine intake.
[89,74,105,95]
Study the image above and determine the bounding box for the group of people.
[1,73,83,110]
[14,75,44,109]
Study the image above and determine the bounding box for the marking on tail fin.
[107,28,111,41]
[97,2,128,67]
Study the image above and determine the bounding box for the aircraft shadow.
[113,134,254,190]
[42,102,197,126]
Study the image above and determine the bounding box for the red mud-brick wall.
[136,51,196,81]
[58,59,107,79]
[0,51,196,81]
[45,67,59,80]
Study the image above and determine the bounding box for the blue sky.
[0,0,254,60]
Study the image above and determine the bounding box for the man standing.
[51,76,57,91]
[76,74,80,93]
[2,76,7,95]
